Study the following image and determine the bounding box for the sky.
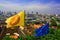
[0,0,60,14]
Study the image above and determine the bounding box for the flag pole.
[20,29,26,36]
[19,26,26,36]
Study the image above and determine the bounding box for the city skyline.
[0,0,60,14]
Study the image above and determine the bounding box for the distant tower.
[14,12,17,15]
[0,11,2,15]
[32,11,33,14]
[36,12,38,18]
[36,12,38,14]
[35,12,39,20]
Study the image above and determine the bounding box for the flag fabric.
[5,11,24,28]
[34,23,49,37]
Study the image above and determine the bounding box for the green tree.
[50,19,57,26]
[57,24,60,29]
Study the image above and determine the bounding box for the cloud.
[0,0,60,14]
[0,1,49,12]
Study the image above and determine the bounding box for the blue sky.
[0,0,60,14]
[0,0,60,4]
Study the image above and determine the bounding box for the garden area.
[2,28,60,40]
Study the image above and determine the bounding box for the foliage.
[50,19,57,26]
[57,24,60,29]
[3,28,60,40]
[43,21,47,24]
[56,18,60,22]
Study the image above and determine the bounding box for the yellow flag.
[5,11,24,28]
